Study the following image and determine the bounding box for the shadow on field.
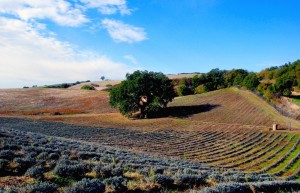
[147,104,220,118]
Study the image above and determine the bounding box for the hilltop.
[66,73,200,91]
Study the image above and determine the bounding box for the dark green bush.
[81,85,95,90]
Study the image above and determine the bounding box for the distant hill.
[67,73,201,90]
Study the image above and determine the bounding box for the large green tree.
[274,75,294,96]
[109,71,176,118]
[203,68,226,91]
[224,69,249,87]
[242,73,260,91]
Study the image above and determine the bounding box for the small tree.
[192,75,201,89]
[177,78,193,96]
[109,71,176,118]
[81,85,95,90]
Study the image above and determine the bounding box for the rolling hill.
[1,86,300,191]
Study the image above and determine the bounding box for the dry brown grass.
[0,87,299,132]
[68,80,121,90]
[169,88,300,129]
[0,176,36,189]
[0,88,117,116]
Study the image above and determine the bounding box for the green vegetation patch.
[81,85,95,90]
[290,96,300,105]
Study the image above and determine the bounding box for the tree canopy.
[109,71,176,118]
[242,73,260,91]
[203,68,226,91]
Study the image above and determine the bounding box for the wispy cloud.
[0,0,88,27]
[80,0,132,15]
[0,18,134,88]
[124,55,139,65]
[102,18,147,43]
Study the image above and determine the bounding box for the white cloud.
[0,1,146,42]
[0,17,134,88]
[0,0,88,27]
[80,0,132,15]
[0,0,146,87]
[124,55,138,65]
[102,18,147,43]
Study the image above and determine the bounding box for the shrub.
[112,168,123,176]
[54,163,86,179]
[37,152,48,160]
[81,85,95,90]
[104,176,127,192]
[67,178,105,193]
[25,166,45,180]
[177,78,193,96]
[194,85,206,94]
[154,174,174,187]
[20,182,58,193]
[177,174,206,188]
[0,150,15,160]
[24,157,36,166]
[0,159,9,175]
[208,173,224,183]
[3,145,20,151]
[12,158,32,175]
[154,167,164,174]
[94,166,112,179]
[0,159,9,169]
[78,152,98,160]
[48,152,60,160]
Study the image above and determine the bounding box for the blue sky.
[0,0,299,88]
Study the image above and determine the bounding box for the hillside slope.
[169,87,300,129]
[0,87,299,130]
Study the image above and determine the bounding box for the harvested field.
[0,88,116,116]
